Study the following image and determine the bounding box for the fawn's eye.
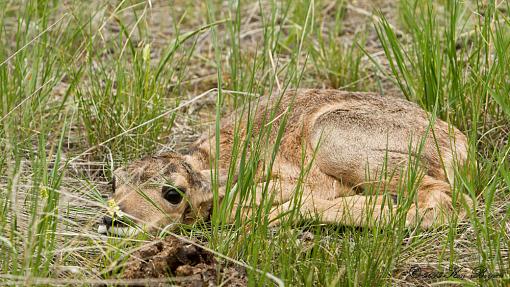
[162,185,184,205]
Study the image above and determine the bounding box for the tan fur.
[105,89,472,233]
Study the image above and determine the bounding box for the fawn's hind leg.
[404,175,471,228]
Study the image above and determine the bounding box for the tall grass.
[375,0,510,283]
[0,0,509,286]
[310,1,370,90]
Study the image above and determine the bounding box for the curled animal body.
[98,89,472,236]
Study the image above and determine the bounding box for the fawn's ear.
[198,169,234,189]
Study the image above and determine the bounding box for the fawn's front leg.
[268,175,471,228]
[267,193,397,227]
[222,177,302,223]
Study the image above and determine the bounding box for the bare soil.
[121,235,247,287]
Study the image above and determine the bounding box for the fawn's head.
[98,152,222,236]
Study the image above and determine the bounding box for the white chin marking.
[97,224,108,234]
[108,226,140,237]
[97,224,140,237]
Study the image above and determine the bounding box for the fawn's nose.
[102,215,128,227]
[102,215,113,226]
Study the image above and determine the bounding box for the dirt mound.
[122,236,247,286]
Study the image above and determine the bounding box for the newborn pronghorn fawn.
[98,89,471,236]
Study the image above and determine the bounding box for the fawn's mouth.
[98,224,140,237]
[99,199,142,237]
